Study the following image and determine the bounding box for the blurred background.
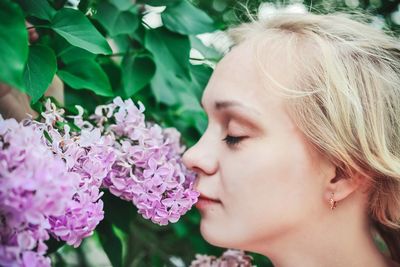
[3,0,399,266]
[194,0,400,32]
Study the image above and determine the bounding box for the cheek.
[212,135,323,246]
[224,136,320,206]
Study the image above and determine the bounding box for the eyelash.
[222,135,245,147]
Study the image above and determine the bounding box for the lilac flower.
[43,121,115,247]
[1,95,199,267]
[0,117,79,266]
[96,97,199,225]
[67,105,94,131]
[190,250,254,267]
[41,99,65,126]
[49,193,104,247]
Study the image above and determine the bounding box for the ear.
[324,167,363,203]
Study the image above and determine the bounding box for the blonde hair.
[227,11,400,261]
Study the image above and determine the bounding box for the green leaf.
[102,191,135,233]
[45,236,65,255]
[129,22,146,45]
[0,0,28,91]
[59,46,97,64]
[162,0,216,34]
[16,0,56,21]
[171,221,189,238]
[121,54,155,97]
[189,35,222,62]
[110,35,132,53]
[176,91,202,113]
[100,59,122,96]
[144,28,189,76]
[137,0,181,6]
[94,2,139,37]
[58,59,113,97]
[171,103,207,136]
[64,87,101,113]
[145,27,191,105]
[189,63,213,100]
[109,0,135,11]
[51,8,112,54]
[51,34,97,64]
[23,45,57,103]
[150,67,179,105]
[52,251,68,267]
[77,0,90,13]
[97,220,123,267]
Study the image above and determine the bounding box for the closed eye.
[222,135,245,147]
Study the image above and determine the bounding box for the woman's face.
[182,40,335,253]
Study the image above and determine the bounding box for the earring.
[329,192,337,210]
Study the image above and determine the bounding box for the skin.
[182,39,399,267]
[0,75,63,121]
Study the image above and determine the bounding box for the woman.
[183,12,400,267]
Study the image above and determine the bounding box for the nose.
[182,134,218,176]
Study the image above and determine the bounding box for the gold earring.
[329,192,337,210]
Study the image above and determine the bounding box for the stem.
[190,57,220,63]
[141,21,152,29]
[189,57,205,61]
[26,25,50,30]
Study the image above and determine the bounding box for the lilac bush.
[0,117,79,266]
[0,97,199,266]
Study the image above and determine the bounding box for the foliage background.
[1,0,399,266]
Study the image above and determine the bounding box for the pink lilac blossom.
[42,96,198,230]
[91,97,199,225]
[189,250,254,267]
[0,96,199,266]
[40,102,115,247]
[0,117,79,267]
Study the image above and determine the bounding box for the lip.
[198,194,220,202]
[195,194,222,210]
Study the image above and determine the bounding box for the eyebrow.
[201,100,261,116]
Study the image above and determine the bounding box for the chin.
[199,220,244,250]
[200,220,226,247]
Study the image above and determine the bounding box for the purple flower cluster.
[0,118,79,266]
[189,250,254,267]
[0,96,199,266]
[92,97,199,225]
[46,130,113,248]
[40,100,114,248]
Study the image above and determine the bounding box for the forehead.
[202,41,260,106]
[201,39,297,114]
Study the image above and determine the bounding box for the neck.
[255,194,392,267]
